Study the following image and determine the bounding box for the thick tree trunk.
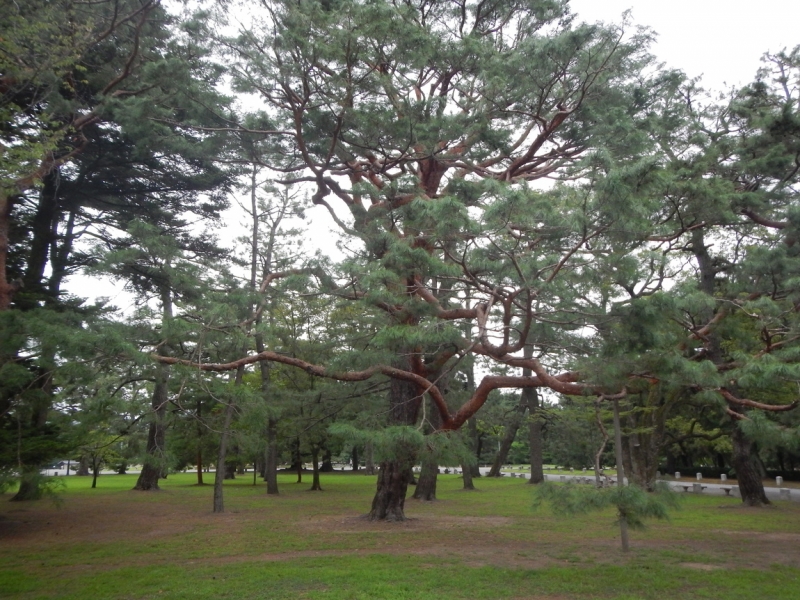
[10,468,43,501]
[731,424,770,506]
[367,375,421,521]
[321,447,333,472]
[224,463,236,480]
[134,364,168,491]
[369,459,412,521]
[309,447,322,491]
[76,454,90,476]
[196,447,204,485]
[352,445,359,472]
[625,410,661,492]
[527,387,544,484]
[414,393,444,500]
[135,289,172,492]
[413,457,438,501]
[460,460,475,489]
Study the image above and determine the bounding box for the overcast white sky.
[569,0,799,91]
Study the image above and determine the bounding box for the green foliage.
[533,481,681,530]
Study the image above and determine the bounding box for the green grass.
[1,472,799,599]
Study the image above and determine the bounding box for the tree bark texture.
[413,458,438,501]
[310,447,322,491]
[134,362,168,491]
[367,375,421,520]
[460,460,476,490]
[731,423,770,506]
[625,409,661,492]
[414,395,443,500]
[351,445,359,472]
[527,387,544,484]
[135,288,172,492]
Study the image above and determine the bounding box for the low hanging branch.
[718,388,800,412]
[153,350,451,423]
[151,350,586,431]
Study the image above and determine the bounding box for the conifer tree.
[168,0,677,520]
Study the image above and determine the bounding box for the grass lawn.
[1,472,799,599]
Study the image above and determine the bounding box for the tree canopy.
[2,0,799,515]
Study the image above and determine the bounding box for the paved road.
[473,468,799,502]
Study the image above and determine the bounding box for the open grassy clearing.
[2,473,799,599]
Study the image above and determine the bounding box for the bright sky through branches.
[569,0,799,92]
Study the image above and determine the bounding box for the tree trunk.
[76,454,90,476]
[731,423,770,506]
[593,399,610,487]
[367,375,421,521]
[351,445,359,472]
[294,438,303,483]
[224,463,236,480]
[625,408,661,492]
[413,457,438,501]
[460,460,475,490]
[91,458,100,489]
[364,440,376,475]
[464,361,482,480]
[10,468,43,501]
[321,447,333,472]
[309,447,322,491]
[369,459,413,521]
[527,387,544,484]
[213,395,237,513]
[488,396,526,477]
[133,364,168,491]
[135,288,172,492]
[620,433,633,487]
[196,447,204,485]
[265,418,279,494]
[612,399,630,553]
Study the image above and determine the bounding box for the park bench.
[720,486,734,496]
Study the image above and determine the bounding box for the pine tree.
[171,0,676,520]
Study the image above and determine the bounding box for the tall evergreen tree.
[163,0,678,520]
